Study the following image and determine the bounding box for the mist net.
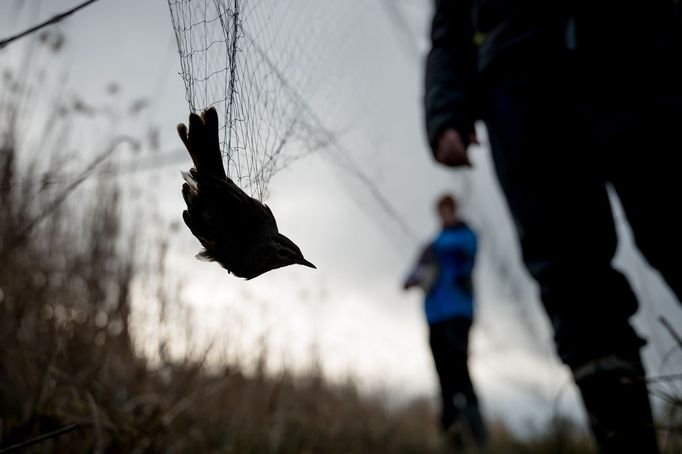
[167,0,363,200]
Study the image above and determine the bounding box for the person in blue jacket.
[403,194,487,448]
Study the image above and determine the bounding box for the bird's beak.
[299,257,316,269]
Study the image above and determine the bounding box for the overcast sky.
[2,0,681,436]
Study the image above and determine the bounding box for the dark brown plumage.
[177,107,315,279]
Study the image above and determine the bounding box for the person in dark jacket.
[404,194,487,448]
[424,1,682,453]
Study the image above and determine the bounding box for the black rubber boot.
[573,355,659,454]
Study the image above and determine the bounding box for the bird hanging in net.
[177,107,316,279]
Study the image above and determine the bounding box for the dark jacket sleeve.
[424,0,478,153]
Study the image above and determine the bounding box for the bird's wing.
[181,170,213,249]
[217,176,279,235]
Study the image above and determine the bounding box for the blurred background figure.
[403,194,487,449]
[424,1,682,452]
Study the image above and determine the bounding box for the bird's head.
[241,232,316,279]
[271,233,316,270]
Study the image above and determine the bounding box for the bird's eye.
[276,249,290,259]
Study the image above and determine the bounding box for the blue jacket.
[407,223,477,324]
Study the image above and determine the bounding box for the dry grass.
[0,137,444,451]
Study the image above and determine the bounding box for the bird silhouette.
[177,107,315,279]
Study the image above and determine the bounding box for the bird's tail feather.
[177,107,227,180]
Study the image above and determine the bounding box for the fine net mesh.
[168,0,362,201]
[167,0,428,248]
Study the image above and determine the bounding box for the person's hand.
[435,128,478,167]
[403,278,417,291]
